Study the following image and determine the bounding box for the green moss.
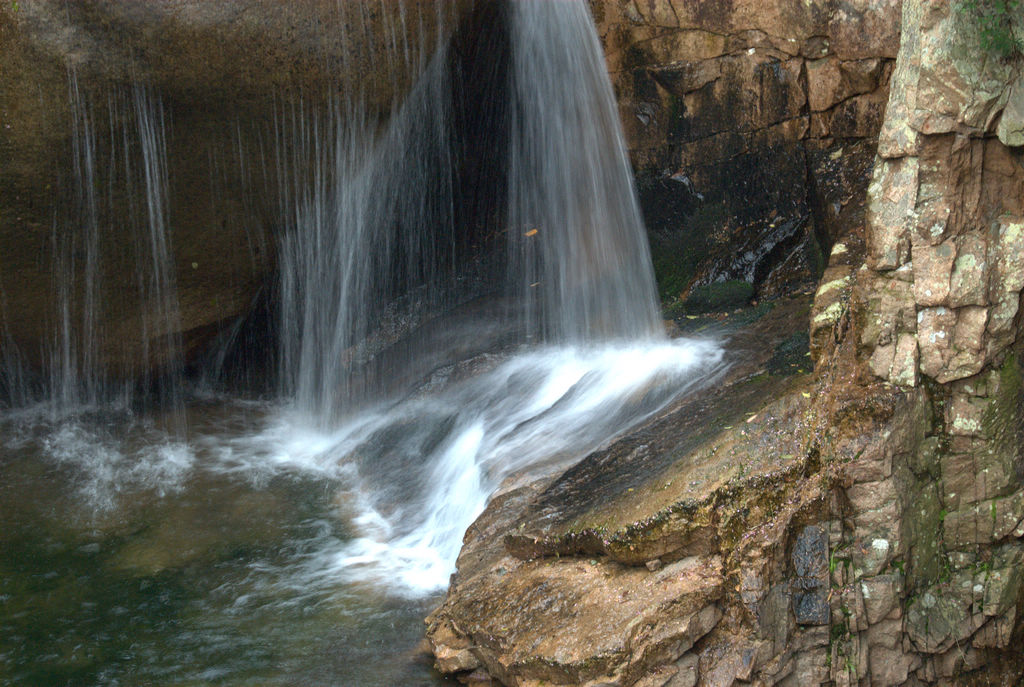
[680,280,754,314]
[984,353,1023,447]
[905,483,944,589]
[652,246,699,305]
[648,202,729,307]
[955,0,1023,58]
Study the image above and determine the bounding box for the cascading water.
[276,1,480,420]
[51,74,103,410]
[267,0,720,591]
[0,2,726,685]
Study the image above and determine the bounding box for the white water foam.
[31,416,195,511]
[220,337,725,596]
[1,336,723,601]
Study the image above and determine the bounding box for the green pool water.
[0,403,454,687]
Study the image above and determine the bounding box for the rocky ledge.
[427,2,1024,685]
[427,297,843,686]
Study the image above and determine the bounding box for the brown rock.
[428,555,724,686]
[911,239,955,306]
[972,608,1016,649]
[996,78,1024,147]
[869,644,919,685]
[860,574,903,625]
[866,157,917,270]
[943,492,1024,548]
[948,233,989,308]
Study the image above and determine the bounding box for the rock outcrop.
[593,0,899,306]
[428,2,1024,685]
[427,296,836,687]
[809,0,1024,683]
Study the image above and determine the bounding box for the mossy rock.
[676,280,754,315]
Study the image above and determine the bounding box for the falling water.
[507,0,662,341]
[38,77,184,419]
[49,73,107,410]
[268,0,720,591]
[130,83,184,418]
[1,2,726,684]
[279,0,664,422]
[277,6,469,420]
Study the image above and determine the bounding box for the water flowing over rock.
[2,0,1023,684]
[428,2,1024,685]
[0,0,466,407]
[277,0,665,423]
[506,0,661,342]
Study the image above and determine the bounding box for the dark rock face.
[593,0,899,307]
[0,0,478,396]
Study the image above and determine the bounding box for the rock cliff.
[427,1,1024,685]
[810,0,1024,682]
[593,0,899,307]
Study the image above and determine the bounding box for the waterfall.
[35,77,184,420]
[507,0,662,341]
[0,3,728,682]
[131,83,184,418]
[279,0,664,424]
[49,73,107,410]
[266,0,721,593]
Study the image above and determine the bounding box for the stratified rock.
[428,555,724,686]
[596,0,899,306]
[807,3,1024,684]
[855,0,1024,387]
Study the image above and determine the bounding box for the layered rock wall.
[428,2,1024,686]
[592,0,900,303]
[810,1,1024,683]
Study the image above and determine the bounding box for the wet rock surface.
[596,0,899,308]
[428,295,836,686]
[0,0,473,390]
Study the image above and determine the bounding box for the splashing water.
[0,1,728,684]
